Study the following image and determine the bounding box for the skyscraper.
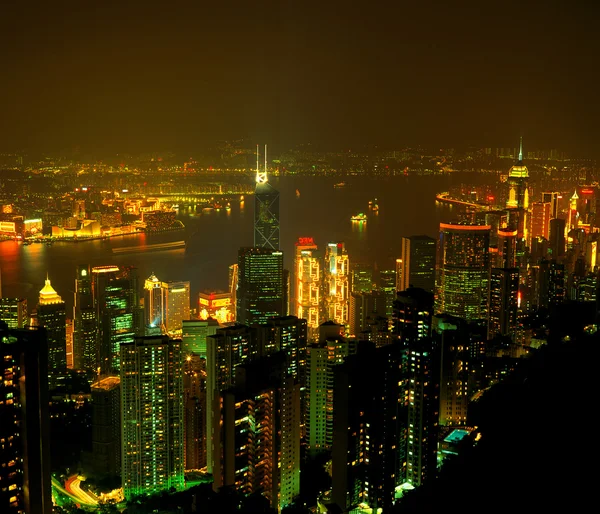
[436,222,491,326]
[323,242,350,326]
[505,137,529,241]
[399,235,437,293]
[294,237,321,338]
[37,276,67,374]
[164,281,190,335]
[542,191,560,219]
[120,335,184,499]
[74,264,97,371]
[253,144,280,250]
[92,265,141,374]
[488,268,519,342]
[143,273,163,329]
[530,202,551,241]
[236,247,285,325]
[0,297,27,329]
[0,323,52,514]
[90,376,121,477]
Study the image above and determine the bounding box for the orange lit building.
[198,291,234,324]
[294,237,321,339]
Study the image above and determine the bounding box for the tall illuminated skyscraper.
[506,137,529,243]
[254,144,280,250]
[0,323,52,514]
[399,235,436,293]
[143,273,163,328]
[294,237,321,338]
[530,202,551,241]
[74,264,97,370]
[90,376,121,476]
[237,247,285,325]
[436,222,491,326]
[92,265,141,374]
[488,267,519,342]
[164,281,190,335]
[120,335,184,500]
[37,276,67,374]
[323,242,350,326]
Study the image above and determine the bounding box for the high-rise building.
[0,298,27,329]
[392,286,434,342]
[120,335,184,499]
[323,242,350,326]
[542,191,560,219]
[198,291,234,324]
[399,235,437,293]
[436,222,491,326]
[74,264,97,371]
[350,261,374,293]
[90,376,121,476]
[549,218,566,259]
[0,323,52,514]
[496,228,517,268]
[294,238,321,338]
[143,273,163,328]
[378,268,397,317]
[505,137,529,241]
[237,247,285,325]
[212,352,300,512]
[183,354,206,471]
[92,265,141,374]
[254,145,280,250]
[488,268,519,342]
[182,318,220,358]
[66,318,74,369]
[530,202,551,241]
[164,281,190,335]
[37,276,67,375]
[348,290,387,337]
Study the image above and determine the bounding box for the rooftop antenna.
[255,144,267,184]
[264,144,268,181]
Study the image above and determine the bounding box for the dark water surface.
[0,173,492,313]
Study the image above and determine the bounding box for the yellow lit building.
[294,237,321,339]
[323,242,349,326]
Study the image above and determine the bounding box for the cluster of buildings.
[2,141,599,514]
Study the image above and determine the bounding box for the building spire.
[518,136,523,163]
[255,143,267,184]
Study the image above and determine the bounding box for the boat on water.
[351,213,367,222]
[296,189,301,198]
[112,240,186,254]
[334,182,346,188]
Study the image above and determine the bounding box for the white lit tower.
[254,144,280,250]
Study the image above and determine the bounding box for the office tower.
[184,354,206,471]
[348,290,387,337]
[143,273,163,328]
[505,137,529,241]
[254,145,280,250]
[237,247,285,325]
[530,202,551,241]
[164,281,190,335]
[395,258,404,292]
[212,352,300,512]
[392,286,434,342]
[332,340,438,512]
[228,263,238,319]
[294,238,321,337]
[256,315,308,382]
[549,218,566,259]
[305,328,355,457]
[206,324,257,474]
[37,276,67,374]
[484,210,509,247]
[436,222,491,326]
[496,228,517,268]
[378,268,397,317]
[198,291,234,324]
[92,265,141,374]
[182,318,220,358]
[350,261,374,293]
[399,235,437,293]
[90,376,121,476]
[0,323,52,514]
[530,236,549,265]
[567,189,579,231]
[0,298,27,328]
[66,318,74,369]
[542,191,559,219]
[74,264,97,370]
[120,335,184,499]
[323,242,350,326]
[433,314,471,427]
[538,260,566,308]
[488,268,519,342]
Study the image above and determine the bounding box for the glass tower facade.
[254,181,280,250]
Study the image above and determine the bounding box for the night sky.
[1,0,598,156]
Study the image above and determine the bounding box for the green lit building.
[435,222,491,326]
[399,235,437,293]
[120,335,184,500]
[236,247,285,325]
[0,297,27,329]
[92,265,142,374]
